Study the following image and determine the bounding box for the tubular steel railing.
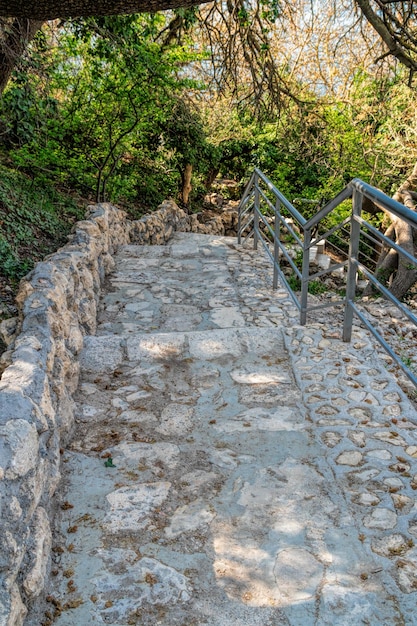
[238,168,417,387]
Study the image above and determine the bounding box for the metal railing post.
[273,198,281,289]
[253,171,260,251]
[343,189,362,341]
[300,228,311,325]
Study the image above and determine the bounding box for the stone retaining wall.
[0,199,238,625]
[0,203,130,626]
[129,198,238,244]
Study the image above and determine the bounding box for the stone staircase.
[31,232,417,626]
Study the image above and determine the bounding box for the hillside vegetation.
[1,5,417,316]
[0,164,85,315]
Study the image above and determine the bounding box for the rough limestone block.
[0,584,27,626]
[0,420,39,481]
[23,507,51,599]
[0,318,19,346]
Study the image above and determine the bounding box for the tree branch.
[0,0,210,20]
[0,18,43,92]
[354,0,417,71]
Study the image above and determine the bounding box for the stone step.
[50,327,400,625]
[98,235,256,335]
[40,232,417,626]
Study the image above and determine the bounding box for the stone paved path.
[44,233,417,625]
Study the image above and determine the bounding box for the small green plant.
[400,354,415,370]
[294,249,304,270]
[308,280,328,295]
[286,274,329,295]
[287,275,301,291]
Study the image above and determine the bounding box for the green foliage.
[286,274,328,295]
[308,280,328,295]
[2,15,215,208]
[0,236,32,280]
[1,10,417,297]
[0,164,83,283]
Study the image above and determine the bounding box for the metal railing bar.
[278,219,304,247]
[357,250,378,267]
[240,227,255,246]
[238,210,253,228]
[350,303,417,387]
[359,229,383,251]
[325,240,349,259]
[255,228,274,261]
[255,168,307,226]
[352,179,417,227]
[255,193,305,248]
[257,210,276,239]
[357,262,417,326]
[355,215,417,267]
[358,250,381,266]
[308,261,347,281]
[274,242,303,278]
[238,196,254,245]
[238,229,254,244]
[328,228,350,242]
[326,228,350,242]
[277,273,302,310]
[270,259,302,310]
[258,187,278,214]
[257,228,303,282]
[238,172,255,209]
[238,213,255,235]
[258,234,275,263]
[240,191,254,208]
[358,221,383,242]
[240,201,254,216]
[304,186,353,230]
[284,254,303,280]
[257,211,305,256]
[255,224,276,249]
[309,216,351,248]
[240,202,254,220]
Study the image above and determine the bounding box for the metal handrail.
[238,168,417,387]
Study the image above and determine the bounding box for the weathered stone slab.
[79,335,124,373]
[0,420,39,479]
[104,483,171,532]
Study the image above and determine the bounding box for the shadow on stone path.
[43,233,417,625]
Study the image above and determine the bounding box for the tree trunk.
[205,167,220,190]
[367,162,417,299]
[180,163,193,207]
[0,18,43,94]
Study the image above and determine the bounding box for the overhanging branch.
[355,0,417,71]
[0,0,210,20]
